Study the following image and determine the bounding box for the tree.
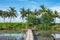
[39,5,47,30]
[26,9,32,23]
[39,5,47,13]
[38,5,57,30]
[27,14,36,25]
[53,10,59,24]
[33,9,38,25]
[32,9,41,25]
[26,9,32,28]
[20,8,27,29]
[0,10,9,23]
[7,7,17,30]
[0,10,3,23]
[2,11,9,23]
[0,10,3,17]
[40,9,54,30]
[8,7,17,23]
[33,9,38,15]
[20,8,26,22]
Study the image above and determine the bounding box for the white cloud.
[50,6,60,23]
[50,6,60,12]
[56,17,60,23]
[0,16,23,23]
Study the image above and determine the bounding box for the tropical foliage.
[0,5,60,31]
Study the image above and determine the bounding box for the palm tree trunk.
[4,18,5,23]
[23,19,24,22]
[22,18,23,29]
[45,23,47,31]
[42,14,44,31]
[10,17,12,30]
[54,18,56,25]
[10,17,12,23]
[27,14,29,29]
[55,18,56,23]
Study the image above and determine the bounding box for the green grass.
[0,22,27,30]
[0,22,60,32]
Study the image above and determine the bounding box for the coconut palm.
[7,7,17,30]
[53,10,59,24]
[33,9,38,25]
[0,11,9,30]
[25,8,32,28]
[32,9,40,27]
[46,9,54,30]
[0,10,3,24]
[20,8,26,22]
[2,11,9,23]
[39,5,55,30]
[20,8,27,29]
[40,5,47,13]
[39,5,58,40]
[38,5,47,30]
[0,10,3,30]
[8,7,17,23]
[26,9,32,22]
[0,10,9,23]
[0,10,3,17]
[0,10,3,22]
[33,9,38,15]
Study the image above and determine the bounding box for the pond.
[0,34,26,40]
[0,33,60,40]
[52,33,60,38]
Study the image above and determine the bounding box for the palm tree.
[20,8,26,22]
[20,8,27,29]
[8,7,17,23]
[26,9,31,25]
[39,5,47,30]
[40,5,47,13]
[0,10,3,17]
[1,11,9,30]
[26,9,32,23]
[0,10,9,23]
[0,10,3,22]
[32,9,38,29]
[7,7,17,30]
[2,11,9,23]
[46,9,54,30]
[33,9,38,15]
[0,10,3,30]
[53,10,59,24]
[26,9,32,28]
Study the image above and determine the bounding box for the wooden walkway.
[26,29,34,40]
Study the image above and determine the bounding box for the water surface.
[0,34,26,40]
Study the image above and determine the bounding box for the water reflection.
[0,34,26,40]
[52,34,60,38]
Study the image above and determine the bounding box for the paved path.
[26,29,34,40]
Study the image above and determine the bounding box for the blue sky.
[0,0,60,23]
